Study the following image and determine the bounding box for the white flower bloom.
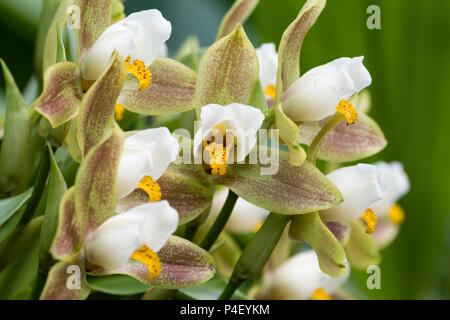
[210,188,269,233]
[320,164,386,222]
[193,103,264,163]
[370,161,410,217]
[256,43,278,94]
[81,9,171,81]
[281,56,372,121]
[158,43,168,58]
[262,250,349,300]
[117,127,179,199]
[85,200,178,270]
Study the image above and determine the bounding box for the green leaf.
[0,59,32,196]
[212,146,342,215]
[118,57,197,115]
[289,212,347,277]
[39,145,67,267]
[0,217,41,299]
[116,163,213,225]
[179,275,246,300]
[87,274,149,296]
[345,220,381,270]
[40,253,91,300]
[299,113,387,163]
[33,62,83,128]
[90,236,216,289]
[195,24,259,109]
[275,0,326,97]
[75,0,112,61]
[216,0,260,40]
[0,188,32,226]
[77,50,126,156]
[55,24,67,63]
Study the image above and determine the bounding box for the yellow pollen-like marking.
[208,143,232,176]
[264,84,276,100]
[138,176,161,202]
[254,220,264,233]
[336,99,357,125]
[125,56,151,91]
[115,103,126,121]
[388,203,405,225]
[130,245,161,280]
[312,288,332,300]
[361,208,377,234]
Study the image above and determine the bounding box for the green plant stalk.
[200,190,238,251]
[219,213,290,300]
[306,112,345,164]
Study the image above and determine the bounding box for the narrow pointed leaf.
[87,274,148,295]
[55,24,67,63]
[40,145,68,265]
[90,236,216,289]
[289,212,347,277]
[345,220,381,270]
[118,57,197,115]
[0,59,31,196]
[40,253,91,300]
[195,24,259,108]
[33,62,83,128]
[75,0,112,61]
[299,113,387,162]
[213,147,342,215]
[0,188,32,226]
[78,51,126,156]
[216,0,259,40]
[276,0,326,96]
[116,165,213,225]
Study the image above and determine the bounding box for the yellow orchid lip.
[115,103,126,121]
[125,56,152,91]
[361,208,377,234]
[203,123,233,176]
[138,176,162,202]
[336,99,357,125]
[264,84,276,100]
[388,203,405,225]
[312,287,332,300]
[130,245,161,280]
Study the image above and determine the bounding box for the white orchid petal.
[140,200,179,252]
[281,56,371,121]
[256,43,278,90]
[264,250,349,300]
[210,188,269,233]
[117,127,179,199]
[193,103,264,162]
[320,164,385,222]
[85,201,179,269]
[81,9,171,80]
[370,161,410,216]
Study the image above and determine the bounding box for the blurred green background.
[0,0,448,299]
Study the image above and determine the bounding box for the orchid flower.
[193,103,264,176]
[85,201,179,279]
[210,187,269,233]
[281,57,372,125]
[319,163,386,233]
[371,161,410,247]
[117,127,179,200]
[79,9,171,121]
[259,250,349,300]
[81,9,171,85]
[256,43,278,101]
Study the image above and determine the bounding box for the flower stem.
[306,112,345,164]
[219,213,290,300]
[200,190,238,251]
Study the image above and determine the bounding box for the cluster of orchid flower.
[0,0,409,300]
